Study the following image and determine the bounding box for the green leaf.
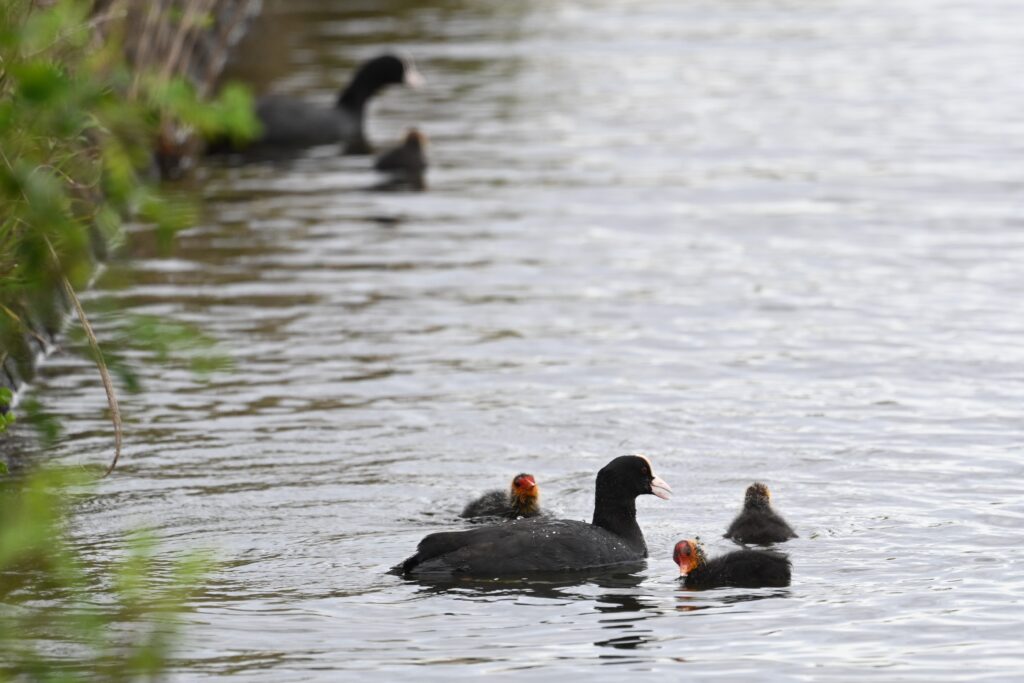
[213,82,262,142]
[11,61,70,104]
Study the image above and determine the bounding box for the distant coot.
[213,54,423,155]
[461,472,542,520]
[673,539,791,589]
[375,128,428,173]
[373,128,429,190]
[723,482,797,545]
[394,455,672,578]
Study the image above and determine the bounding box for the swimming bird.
[373,128,428,189]
[460,473,542,520]
[673,538,791,589]
[723,482,797,545]
[394,455,671,579]
[211,54,423,155]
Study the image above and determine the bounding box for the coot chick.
[373,128,429,190]
[211,54,423,155]
[460,473,541,520]
[723,482,797,545]
[394,455,671,579]
[673,539,791,589]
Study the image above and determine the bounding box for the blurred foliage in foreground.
[0,0,252,677]
[0,0,256,425]
[0,468,210,681]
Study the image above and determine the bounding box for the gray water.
[28,0,1024,679]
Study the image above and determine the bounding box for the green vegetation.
[0,0,255,449]
[0,388,15,435]
[1,0,256,678]
[0,467,210,681]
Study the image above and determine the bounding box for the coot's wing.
[374,144,403,172]
[375,139,427,174]
[459,489,507,518]
[723,509,753,541]
[255,97,355,147]
[402,518,644,578]
[768,510,798,539]
[398,519,523,574]
[723,549,792,588]
[724,510,797,544]
[723,515,742,540]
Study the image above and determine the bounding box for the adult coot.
[214,54,423,154]
[394,455,671,578]
[673,539,791,589]
[723,482,797,545]
[460,473,541,520]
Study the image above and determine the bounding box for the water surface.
[28,0,1024,679]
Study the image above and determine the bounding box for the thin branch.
[199,1,253,97]
[45,237,122,477]
[0,302,52,348]
[161,0,211,83]
[128,0,163,98]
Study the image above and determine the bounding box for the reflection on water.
[23,0,1024,679]
[594,587,659,654]
[404,568,646,603]
[674,587,792,610]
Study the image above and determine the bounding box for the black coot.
[212,54,423,154]
[673,539,791,589]
[394,455,672,578]
[723,482,797,545]
[373,128,428,190]
[460,473,541,520]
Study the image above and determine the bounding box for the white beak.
[404,64,425,89]
[651,475,672,500]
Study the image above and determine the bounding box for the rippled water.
[26,0,1024,679]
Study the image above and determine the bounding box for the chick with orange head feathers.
[674,538,791,589]
[460,473,541,520]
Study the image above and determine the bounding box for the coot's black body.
[400,518,644,578]
[372,128,428,190]
[210,54,421,155]
[395,455,671,579]
[460,473,541,520]
[374,128,428,174]
[724,482,797,545]
[674,540,791,589]
[460,489,513,519]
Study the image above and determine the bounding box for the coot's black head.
[509,473,540,516]
[338,54,424,109]
[744,482,771,510]
[673,538,706,575]
[595,454,672,503]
